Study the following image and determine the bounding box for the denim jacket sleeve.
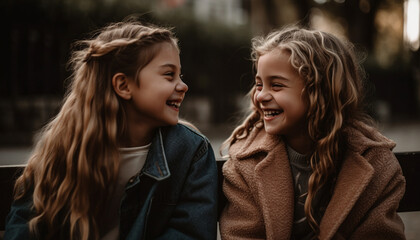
[155,140,218,240]
[4,194,33,240]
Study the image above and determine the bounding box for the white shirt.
[101,143,151,240]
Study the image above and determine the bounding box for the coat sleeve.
[219,157,266,240]
[349,150,406,240]
[155,141,218,240]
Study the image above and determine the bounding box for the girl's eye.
[164,72,175,77]
[272,83,284,88]
[179,74,184,80]
[255,82,263,90]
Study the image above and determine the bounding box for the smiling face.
[254,48,309,146]
[125,41,188,131]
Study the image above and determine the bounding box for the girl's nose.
[176,80,188,93]
[256,89,272,102]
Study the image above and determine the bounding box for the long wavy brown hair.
[13,20,178,240]
[224,26,373,237]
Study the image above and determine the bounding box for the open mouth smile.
[263,110,283,118]
[166,100,182,110]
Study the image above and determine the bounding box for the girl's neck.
[283,133,313,155]
[120,124,156,148]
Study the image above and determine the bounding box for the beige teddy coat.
[219,121,406,240]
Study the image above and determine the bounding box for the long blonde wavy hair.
[224,26,373,237]
[13,20,178,240]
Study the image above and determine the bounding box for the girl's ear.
[112,73,131,100]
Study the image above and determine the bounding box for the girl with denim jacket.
[219,26,405,239]
[4,20,218,240]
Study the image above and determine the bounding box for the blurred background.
[0,0,419,238]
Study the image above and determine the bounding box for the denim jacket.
[4,123,218,240]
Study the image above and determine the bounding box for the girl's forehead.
[145,42,180,68]
[257,48,291,65]
[259,46,290,58]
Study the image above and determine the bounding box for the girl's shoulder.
[176,121,209,141]
[343,120,396,155]
[178,119,201,133]
[342,120,401,174]
[162,122,210,148]
[158,124,213,164]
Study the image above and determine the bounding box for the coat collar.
[142,128,171,181]
[234,126,281,160]
[232,127,295,239]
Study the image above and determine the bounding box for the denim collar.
[142,128,171,181]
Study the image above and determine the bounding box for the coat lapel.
[236,129,294,240]
[254,145,294,240]
[319,152,374,239]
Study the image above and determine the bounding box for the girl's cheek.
[253,93,259,105]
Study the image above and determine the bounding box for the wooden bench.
[0,165,25,232]
[1,152,419,231]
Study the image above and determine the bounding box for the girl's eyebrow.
[269,75,289,81]
[255,74,289,81]
[159,63,179,70]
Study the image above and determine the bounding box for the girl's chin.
[263,126,282,135]
[167,117,179,126]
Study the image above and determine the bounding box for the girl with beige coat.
[219,26,405,240]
